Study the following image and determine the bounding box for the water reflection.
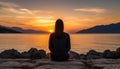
[0,34,120,54]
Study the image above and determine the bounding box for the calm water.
[0,34,120,54]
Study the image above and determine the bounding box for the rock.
[116,47,120,58]
[103,50,111,58]
[87,59,120,69]
[81,60,104,69]
[111,51,119,59]
[21,62,35,69]
[104,66,120,69]
[0,61,21,67]
[21,51,30,58]
[0,49,21,59]
[21,48,46,59]
[38,50,46,58]
[103,50,119,59]
[79,54,86,60]
[70,51,80,59]
[28,48,41,59]
[35,60,85,69]
[28,48,38,54]
[86,50,102,59]
[116,47,120,53]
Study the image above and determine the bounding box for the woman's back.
[49,32,70,53]
[49,32,70,61]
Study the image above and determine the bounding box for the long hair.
[55,19,64,38]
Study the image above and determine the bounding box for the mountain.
[11,27,47,33]
[77,22,120,33]
[0,25,47,33]
[0,25,21,33]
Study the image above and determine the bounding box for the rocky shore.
[0,48,120,69]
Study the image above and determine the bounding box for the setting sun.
[49,29,54,33]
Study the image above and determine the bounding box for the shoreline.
[0,47,120,59]
[0,47,120,69]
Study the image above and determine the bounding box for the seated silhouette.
[49,19,71,61]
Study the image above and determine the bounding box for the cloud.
[0,1,34,16]
[0,1,53,18]
[0,1,55,27]
[0,1,19,8]
[74,8,106,13]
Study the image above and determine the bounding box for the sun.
[49,29,54,33]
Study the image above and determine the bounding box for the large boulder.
[0,49,21,59]
[86,50,102,59]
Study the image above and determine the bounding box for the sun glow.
[36,19,55,23]
[49,29,54,33]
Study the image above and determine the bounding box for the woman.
[49,19,71,61]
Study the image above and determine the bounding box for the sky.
[0,0,120,33]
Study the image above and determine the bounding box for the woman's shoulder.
[50,32,69,38]
[63,32,69,36]
[50,32,69,35]
[63,32,70,38]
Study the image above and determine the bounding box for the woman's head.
[55,19,64,38]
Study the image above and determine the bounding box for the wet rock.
[0,49,21,59]
[86,50,102,59]
[70,51,80,59]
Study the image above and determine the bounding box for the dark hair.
[55,19,64,38]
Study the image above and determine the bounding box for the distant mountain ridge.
[0,25,47,33]
[0,25,21,33]
[77,22,120,33]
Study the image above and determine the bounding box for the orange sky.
[0,0,120,33]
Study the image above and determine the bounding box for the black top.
[49,32,71,61]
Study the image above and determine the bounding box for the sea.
[0,34,120,54]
